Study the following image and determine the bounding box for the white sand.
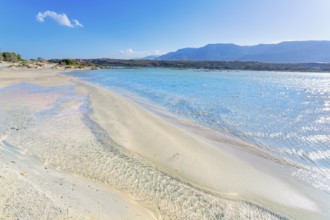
[0,61,329,219]
[0,62,155,220]
[0,141,155,219]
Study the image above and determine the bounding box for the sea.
[68,68,330,193]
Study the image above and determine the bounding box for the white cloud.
[119,48,162,57]
[119,48,135,56]
[72,19,83,27]
[36,10,83,28]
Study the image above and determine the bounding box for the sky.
[0,0,330,59]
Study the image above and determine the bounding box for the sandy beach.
[0,62,329,219]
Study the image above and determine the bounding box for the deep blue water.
[68,68,330,191]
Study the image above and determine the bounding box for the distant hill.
[156,41,330,63]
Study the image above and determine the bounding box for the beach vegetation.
[0,52,24,62]
[57,58,97,69]
[60,58,77,66]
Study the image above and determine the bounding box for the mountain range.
[155,41,330,63]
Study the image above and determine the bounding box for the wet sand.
[0,62,329,219]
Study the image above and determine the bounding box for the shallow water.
[0,83,286,219]
[68,68,330,193]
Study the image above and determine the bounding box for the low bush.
[0,52,24,62]
[60,59,77,66]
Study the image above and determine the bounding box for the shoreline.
[73,75,330,219]
[93,82,306,170]
[1,62,329,219]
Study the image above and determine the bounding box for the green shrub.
[60,59,77,66]
[0,52,24,62]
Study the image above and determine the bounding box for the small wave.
[280,148,330,163]
[293,167,330,194]
[300,135,330,144]
[308,150,330,161]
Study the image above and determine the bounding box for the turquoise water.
[68,68,330,192]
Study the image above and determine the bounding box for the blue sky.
[0,0,330,59]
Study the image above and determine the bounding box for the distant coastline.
[49,58,330,72]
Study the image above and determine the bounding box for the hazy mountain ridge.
[156,41,330,63]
